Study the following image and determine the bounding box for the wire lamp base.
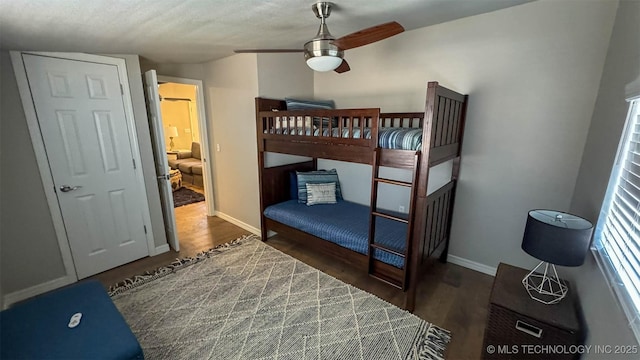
[522,261,568,305]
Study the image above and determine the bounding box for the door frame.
[144,70,179,251]
[158,75,215,216]
[10,51,157,287]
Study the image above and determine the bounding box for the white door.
[143,70,180,251]
[23,54,150,279]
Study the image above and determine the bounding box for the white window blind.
[593,98,640,340]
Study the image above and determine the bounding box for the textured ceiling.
[0,0,532,64]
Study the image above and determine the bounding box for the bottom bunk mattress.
[264,199,407,268]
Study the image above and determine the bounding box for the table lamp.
[521,209,593,305]
[167,126,179,151]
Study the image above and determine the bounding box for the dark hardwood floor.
[90,201,250,287]
[91,200,493,359]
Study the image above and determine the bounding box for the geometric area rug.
[110,235,451,360]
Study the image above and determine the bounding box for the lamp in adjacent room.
[167,126,179,151]
[521,209,593,305]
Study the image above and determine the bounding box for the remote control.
[68,312,82,328]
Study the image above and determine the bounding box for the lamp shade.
[306,56,343,72]
[166,126,179,138]
[521,210,593,267]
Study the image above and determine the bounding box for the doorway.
[159,82,208,238]
[157,76,214,215]
[158,82,204,191]
[155,75,215,253]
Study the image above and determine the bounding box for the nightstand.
[482,263,585,360]
[166,150,179,161]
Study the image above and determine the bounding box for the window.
[593,98,640,340]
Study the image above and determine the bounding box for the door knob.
[60,185,82,192]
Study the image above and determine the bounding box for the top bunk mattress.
[266,127,423,151]
[263,199,407,268]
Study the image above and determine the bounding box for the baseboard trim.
[447,255,497,276]
[214,211,261,236]
[3,275,76,309]
[154,244,170,255]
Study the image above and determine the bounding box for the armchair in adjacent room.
[168,142,203,187]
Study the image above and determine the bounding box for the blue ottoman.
[0,280,143,359]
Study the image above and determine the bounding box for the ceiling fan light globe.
[306,56,343,72]
[304,39,343,72]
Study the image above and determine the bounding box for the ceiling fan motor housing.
[303,39,343,72]
[312,2,334,19]
[304,39,343,61]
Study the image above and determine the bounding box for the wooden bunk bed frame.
[255,82,468,311]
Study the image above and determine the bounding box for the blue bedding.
[264,200,407,268]
[267,127,423,150]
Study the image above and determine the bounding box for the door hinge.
[132,158,137,169]
[143,225,147,234]
[120,84,124,95]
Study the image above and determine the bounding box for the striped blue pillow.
[285,98,335,110]
[296,169,342,204]
[306,182,337,206]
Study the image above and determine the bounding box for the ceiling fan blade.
[333,21,404,50]
[334,59,350,74]
[234,49,304,53]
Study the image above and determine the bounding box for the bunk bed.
[255,82,468,311]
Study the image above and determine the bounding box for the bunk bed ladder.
[367,149,420,290]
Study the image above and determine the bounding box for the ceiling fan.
[234,2,404,73]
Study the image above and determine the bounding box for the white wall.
[203,54,261,231]
[317,159,452,212]
[314,0,617,270]
[256,53,316,168]
[139,58,205,81]
[201,53,317,231]
[257,53,313,99]
[0,51,66,294]
[569,0,640,355]
[155,63,204,80]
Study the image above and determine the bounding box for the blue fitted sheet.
[264,199,407,268]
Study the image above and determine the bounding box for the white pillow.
[306,182,337,206]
